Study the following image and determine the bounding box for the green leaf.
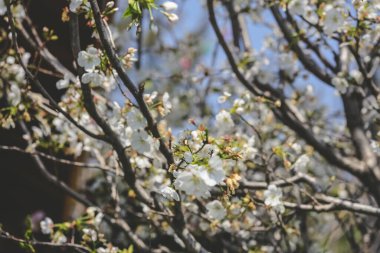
[127,244,134,253]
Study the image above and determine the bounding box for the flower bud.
[161,1,178,12]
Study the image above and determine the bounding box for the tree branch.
[0,145,119,175]
[0,230,90,253]
[5,5,106,142]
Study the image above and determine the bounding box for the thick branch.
[69,12,152,205]
[88,0,174,166]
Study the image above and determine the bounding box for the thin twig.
[0,145,119,175]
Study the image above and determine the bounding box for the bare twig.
[0,230,90,253]
[0,145,119,175]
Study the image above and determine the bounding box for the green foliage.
[120,245,134,253]
[123,0,156,29]
[19,241,36,253]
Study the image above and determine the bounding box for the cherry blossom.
[264,185,285,214]
[323,4,345,36]
[126,108,147,130]
[293,154,310,172]
[130,130,153,154]
[40,217,54,235]
[206,200,227,220]
[174,165,211,198]
[77,46,101,72]
[69,0,83,13]
[161,1,178,12]
[0,0,6,16]
[159,186,180,201]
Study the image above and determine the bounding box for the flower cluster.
[38,208,126,252]
[161,1,179,22]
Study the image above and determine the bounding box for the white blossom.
[78,46,101,72]
[264,185,285,213]
[167,13,179,22]
[183,151,193,163]
[233,98,245,113]
[215,110,234,130]
[40,217,54,235]
[159,186,180,201]
[198,144,217,159]
[8,83,21,106]
[0,0,6,16]
[218,91,231,104]
[127,108,147,130]
[206,200,227,220]
[53,232,67,244]
[81,72,104,86]
[69,0,83,13]
[161,1,178,12]
[288,0,308,16]
[350,69,364,84]
[83,228,97,241]
[162,92,172,115]
[293,154,310,172]
[323,5,345,36]
[131,130,153,153]
[304,6,318,24]
[204,155,226,186]
[2,117,15,129]
[56,78,70,90]
[174,165,211,198]
[11,4,25,20]
[94,212,104,228]
[332,76,349,94]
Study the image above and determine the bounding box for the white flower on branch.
[287,0,308,16]
[81,72,105,86]
[167,13,179,23]
[264,185,285,214]
[206,155,226,186]
[130,130,154,153]
[83,228,97,241]
[183,151,193,163]
[127,108,147,130]
[8,83,21,106]
[40,217,54,235]
[350,69,364,85]
[293,154,310,172]
[332,76,349,94]
[53,232,67,244]
[11,4,25,20]
[323,5,345,36]
[78,46,101,72]
[161,1,178,12]
[0,0,6,16]
[206,200,227,220]
[56,78,70,90]
[162,92,172,115]
[159,186,180,201]
[69,0,83,13]
[215,110,234,130]
[174,165,211,198]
